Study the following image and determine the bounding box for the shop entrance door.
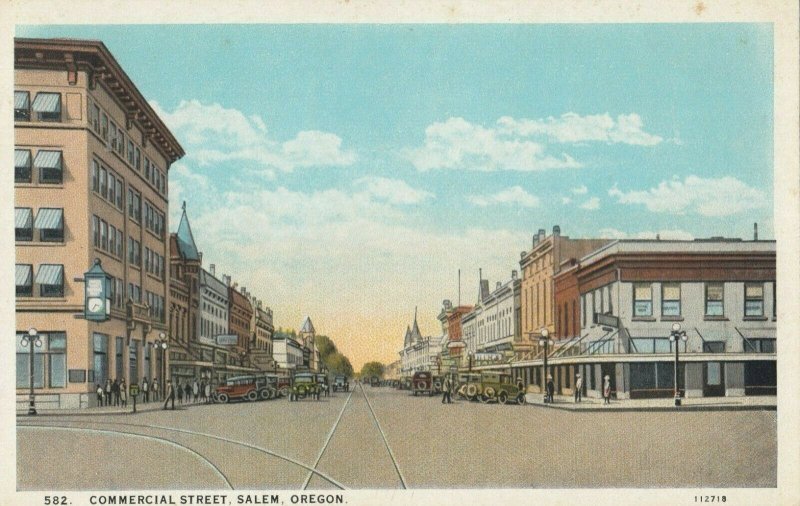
[703,362,725,397]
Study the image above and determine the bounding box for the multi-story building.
[399,310,439,374]
[473,271,521,355]
[519,226,610,344]
[435,300,474,375]
[298,317,320,372]
[228,282,253,366]
[515,238,776,399]
[14,38,183,409]
[247,296,276,372]
[273,331,304,372]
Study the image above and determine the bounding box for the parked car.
[412,371,435,396]
[475,372,526,405]
[456,373,483,401]
[333,375,350,392]
[370,376,380,387]
[289,373,321,401]
[399,376,413,390]
[213,374,275,403]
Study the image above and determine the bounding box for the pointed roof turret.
[176,201,200,261]
[410,307,423,342]
[403,325,412,348]
[300,316,315,334]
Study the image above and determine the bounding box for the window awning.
[15,149,31,168]
[14,91,30,109]
[35,208,63,230]
[736,327,776,340]
[32,93,61,113]
[15,208,32,229]
[15,264,32,287]
[35,264,63,286]
[34,150,62,169]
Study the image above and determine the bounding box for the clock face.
[88,297,104,313]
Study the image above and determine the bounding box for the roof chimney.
[210,264,215,276]
[656,234,661,241]
[538,228,546,242]
[496,281,502,290]
[754,222,758,241]
[533,234,539,247]
[512,270,518,280]
[520,251,526,259]
[553,225,561,237]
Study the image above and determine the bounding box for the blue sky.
[18,24,774,367]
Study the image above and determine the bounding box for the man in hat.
[603,375,612,405]
[574,372,583,403]
[163,379,175,410]
[546,374,555,403]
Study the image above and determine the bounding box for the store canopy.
[35,264,63,285]
[34,208,63,230]
[15,264,32,287]
[15,208,32,229]
[32,93,61,113]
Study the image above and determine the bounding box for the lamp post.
[153,333,168,398]
[21,328,42,415]
[538,328,554,393]
[669,322,688,406]
[468,351,474,373]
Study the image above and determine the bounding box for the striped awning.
[14,91,30,109]
[15,264,32,287]
[35,264,63,286]
[32,93,61,113]
[15,149,31,168]
[34,208,63,230]
[34,150,62,169]
[15,208,32,229]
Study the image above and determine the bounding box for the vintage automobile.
[289,373,320,401]
[399,376,413,390]
[213,374,276,403]
[369,376,380,387]
[456,373,483,401]
[412,371,435,396]
[476,372,526,405]
[332,375,350,392]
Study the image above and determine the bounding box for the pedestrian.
[177,381,184,404]
[184,382,192,403]
[441,375,452,404]
[104,378,112,406]
[120,380,128,407]
[112,379,120,406]
[192,379,199,403]
[96,383,104,407]
[204,382,211,403]
[152,378,160,402]
[603,375,612,405]
[574,373,583,403]
[546,374,555,403]
[163,379,176,410]
[142,377,149,402]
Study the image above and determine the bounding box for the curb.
[527,402,777,413]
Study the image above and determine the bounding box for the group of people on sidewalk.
[92,376,218,411]
[94,378,129,407]
[172,379,213,405]
[543,373,613,404]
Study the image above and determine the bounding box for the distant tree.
[325,352,354,377]
[315,335,338,361]
[360,361,385,379]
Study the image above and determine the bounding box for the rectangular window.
[116,177,123,209]
[128,140,135,165]
[36,264,64,297]
[661,283,681,316]
[107,171,116,203]
[745,283,764,317]
[116,229,123,257]
[135,147,141,170]
[91,160,99,192]
[118,132,125,157]
[101,113,109,140]
[128,237,135,264]
[93,333,109,386]
[15,149,32,183]
[109,225,116,255]
[100,220,108,250]
[705,283,725,316]
[32,92,61,122]
[15,91,31,121]
[92,215,100,247]
[15,207,33,241]
[34,150,64,184]
[93,104,101,133]
[35,208,64,242]
[703,342,725,353]
[633,284,653,317]
[15,264,33,297]
[110,122,117,149]
[49,333,66,388]
[99,168,107,198]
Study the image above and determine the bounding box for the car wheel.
[517,393,526,405]
[279,387,289,397]
[498,391,508,404]
[466,384,478,398]
[246,390,258,402]
[484,387,496,399]
[217,393,229,404]
[480,394,491,403]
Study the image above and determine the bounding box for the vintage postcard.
[2,1,799,505]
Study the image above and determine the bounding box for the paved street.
[17,384,776,490]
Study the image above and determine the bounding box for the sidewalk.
[15,398,214,417]
[524,393,777,412]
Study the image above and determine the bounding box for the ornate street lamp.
[669,322,688,406]
[21,328,42,415]
[538,328,554,391]
[154,332,169,397]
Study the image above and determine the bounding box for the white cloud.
[571,184,588,195]
[497,112,663,146]
[580,197,601,210]
[151,99,356,173]
[468,186,540,208]
[608,175,767,217]
[407,117,581,172]
[598,228,695,240]
[353,176,434,205]
[561,197,572,205]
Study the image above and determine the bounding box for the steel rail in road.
[359,384,408,489]
[301,387,355,489]
[20,425,233,489]
[19,418,347,490]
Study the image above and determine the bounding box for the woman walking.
[120,380,128,407]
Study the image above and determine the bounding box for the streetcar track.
[359,384,408,489]
[301,387,354,489]
[20,425,233,489]
[19,418,346,490]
